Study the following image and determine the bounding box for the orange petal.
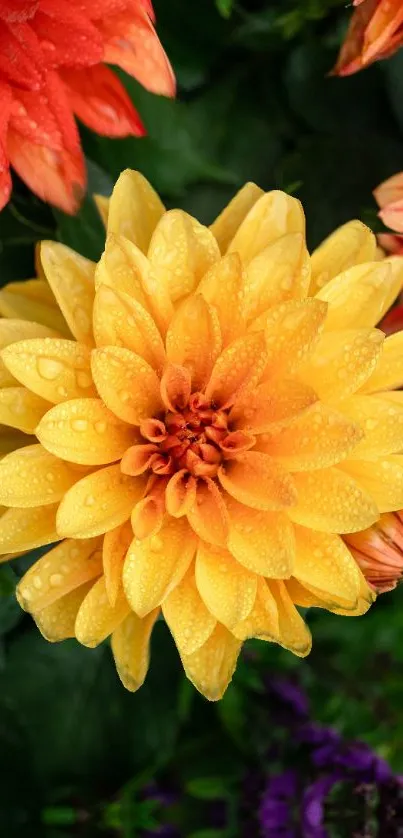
[187,477,229,548]
[232,577,280,641]
[17,537,102,612]
[121,444,158,476]
[0,386,51,433]
[180,623,242,701]
[165,470,197,518]
[111,609,160,692]
[226,496,295,577]
[218,451,297,511]
[162,567,216,656]
[293,524,362,609]
[197,253,246,346]
[257,403,363,471]
[93,284,165,372]
[244,233,310,322]
[40,241,95,345]
[288,467,379,534]
[148,210,220,302]
[131,478,167,540]
[103,520,133,607]
[123,517,197,617]
[299,328,384,402]
[166,295,222,390]
[0,504,58,555]
[0,444,88,507]
[209,182,264,254]
[160,363,192,412]
[75,576,130,648]
[228,190,305,265]
[0,278,68,336]
[32,581,95,642]
[195,541,257,630]
[56,465,147,539]
[230,378,318,434]
[205,331,267,409]
[1,338,96,403]
[106,169,165,253]
[309,220,376,295]
[103,8,175,97]
[268,580,312,656]
[91,346,163,425]
[36,398,137,465]
[262,298,328,377]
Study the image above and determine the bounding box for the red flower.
[0,0,175,213]
[333,0,403,76]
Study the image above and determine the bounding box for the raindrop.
[37,357,63,380]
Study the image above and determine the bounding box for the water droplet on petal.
[37,358,63,380]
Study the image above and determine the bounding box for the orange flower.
[333,0,403,76]
[345,512,403,593]
[3,172,403,699]
[0,1,175,213]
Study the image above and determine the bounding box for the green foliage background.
[1,1,403,835]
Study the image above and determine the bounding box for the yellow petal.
[205,331,267,408]
[123,517,196,617]
[218,451,297,511]
[310,220,376,295]
[230,378,318,434]
[166,295,222,390]
[91,346,163,425]
[56,465,147,538]
[269,580,312,656]
[95,233,151,304]
[17,537,102,612]
[40,242,95,345]
[103,520,133,607]
[0,504,58,555]
[195,542,257,629]
[0,386,50,433]
[187,478,229,547]
[36,398,137,465]
[75,576,130,648]
[262,298,328,376]
[0,279,69,335]
[316,262,400,331]
[1,338,96,404]
[180,623,242,701]
[148,210,220,302]
[0,444,88,507]
[244,233,310,322]
[360,331,403,393]
[226,496,295,577]
[232,577,280,641]
[340,455,403,513]
[0,318,61,388]
[288,467,379,533]
[111,609,159,692]
[94,193,109,227]
[339,393,403,458]
[299,329,384,402]
[286,574,374,617]
[32,581,95,642]
[162,567,216,655]
[93,284,166,373]
[257,403,363,470]
[107,169,165,253]
[197,253,246,346]
[293,524,361,608]
[228,190,305,265]
[209,182,264,253]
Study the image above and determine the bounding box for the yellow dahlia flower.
[1,171,403,700]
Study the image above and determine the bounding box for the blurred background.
[2,0,403,835]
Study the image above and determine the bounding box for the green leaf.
[216,0,233,19]
[185,776,231,800]
[53,159,112,261]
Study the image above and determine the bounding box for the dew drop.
[37,357,63,380]
[71,418,88,432]
[50,573,63,587]
[85,494,95,507]
[94,421,107,434]
[76,370,93,389]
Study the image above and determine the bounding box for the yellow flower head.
[1,170,403,700]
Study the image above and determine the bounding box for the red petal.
[68,0,132,17]
[0,1,38,23]
[101,8,176,97]
[7,127,85,214]
[0,80,12,210]
[63,64,145,137]
[44,70,81,154]
[32,0,103,69]
[379,305,403,336]
[0,20,44,90]
[10,87,63,150]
